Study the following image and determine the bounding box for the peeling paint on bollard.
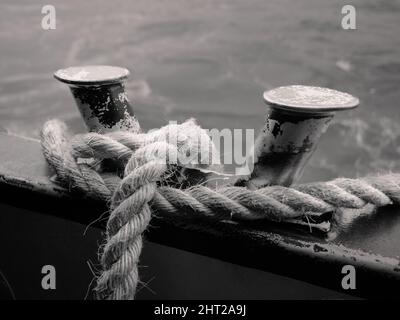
[54,65,140,133]
[238,85,359,189]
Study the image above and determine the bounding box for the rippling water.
[0,0,399,182]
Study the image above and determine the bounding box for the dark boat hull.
[0,132,399,299]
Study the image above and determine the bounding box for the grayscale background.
[0,0,399,300]
[1,0,399,183]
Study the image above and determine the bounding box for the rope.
[41,119,400,300]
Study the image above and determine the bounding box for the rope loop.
[41,118,399,300]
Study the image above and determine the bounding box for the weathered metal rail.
[0,132,399,299]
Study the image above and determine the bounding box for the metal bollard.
[238,85,359,189]
[54,65,140,133]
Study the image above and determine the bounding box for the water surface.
[0,0,399,182]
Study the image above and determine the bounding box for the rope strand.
[41,119,400,300]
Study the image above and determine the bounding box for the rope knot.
[40,117,400,300]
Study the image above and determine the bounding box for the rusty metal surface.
[239,86,360,188]
[243,111,334,188]
[54,66,140,133]
[0,132,399,297]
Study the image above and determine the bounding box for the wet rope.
[41,119,400,300]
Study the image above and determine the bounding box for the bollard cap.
[54,65,130,86]
[263,85,359,114]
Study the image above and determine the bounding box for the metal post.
[54,65,140,133]
[237,85,359,189]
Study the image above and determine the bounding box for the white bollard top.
[263,85,359,114]
[54,65,130,86]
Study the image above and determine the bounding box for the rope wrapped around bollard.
[41,118,400,300]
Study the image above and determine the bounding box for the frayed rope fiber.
[41,118,400,300]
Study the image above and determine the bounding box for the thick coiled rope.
[41,119,400,299]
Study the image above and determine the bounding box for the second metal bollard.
[238,85,359,189]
